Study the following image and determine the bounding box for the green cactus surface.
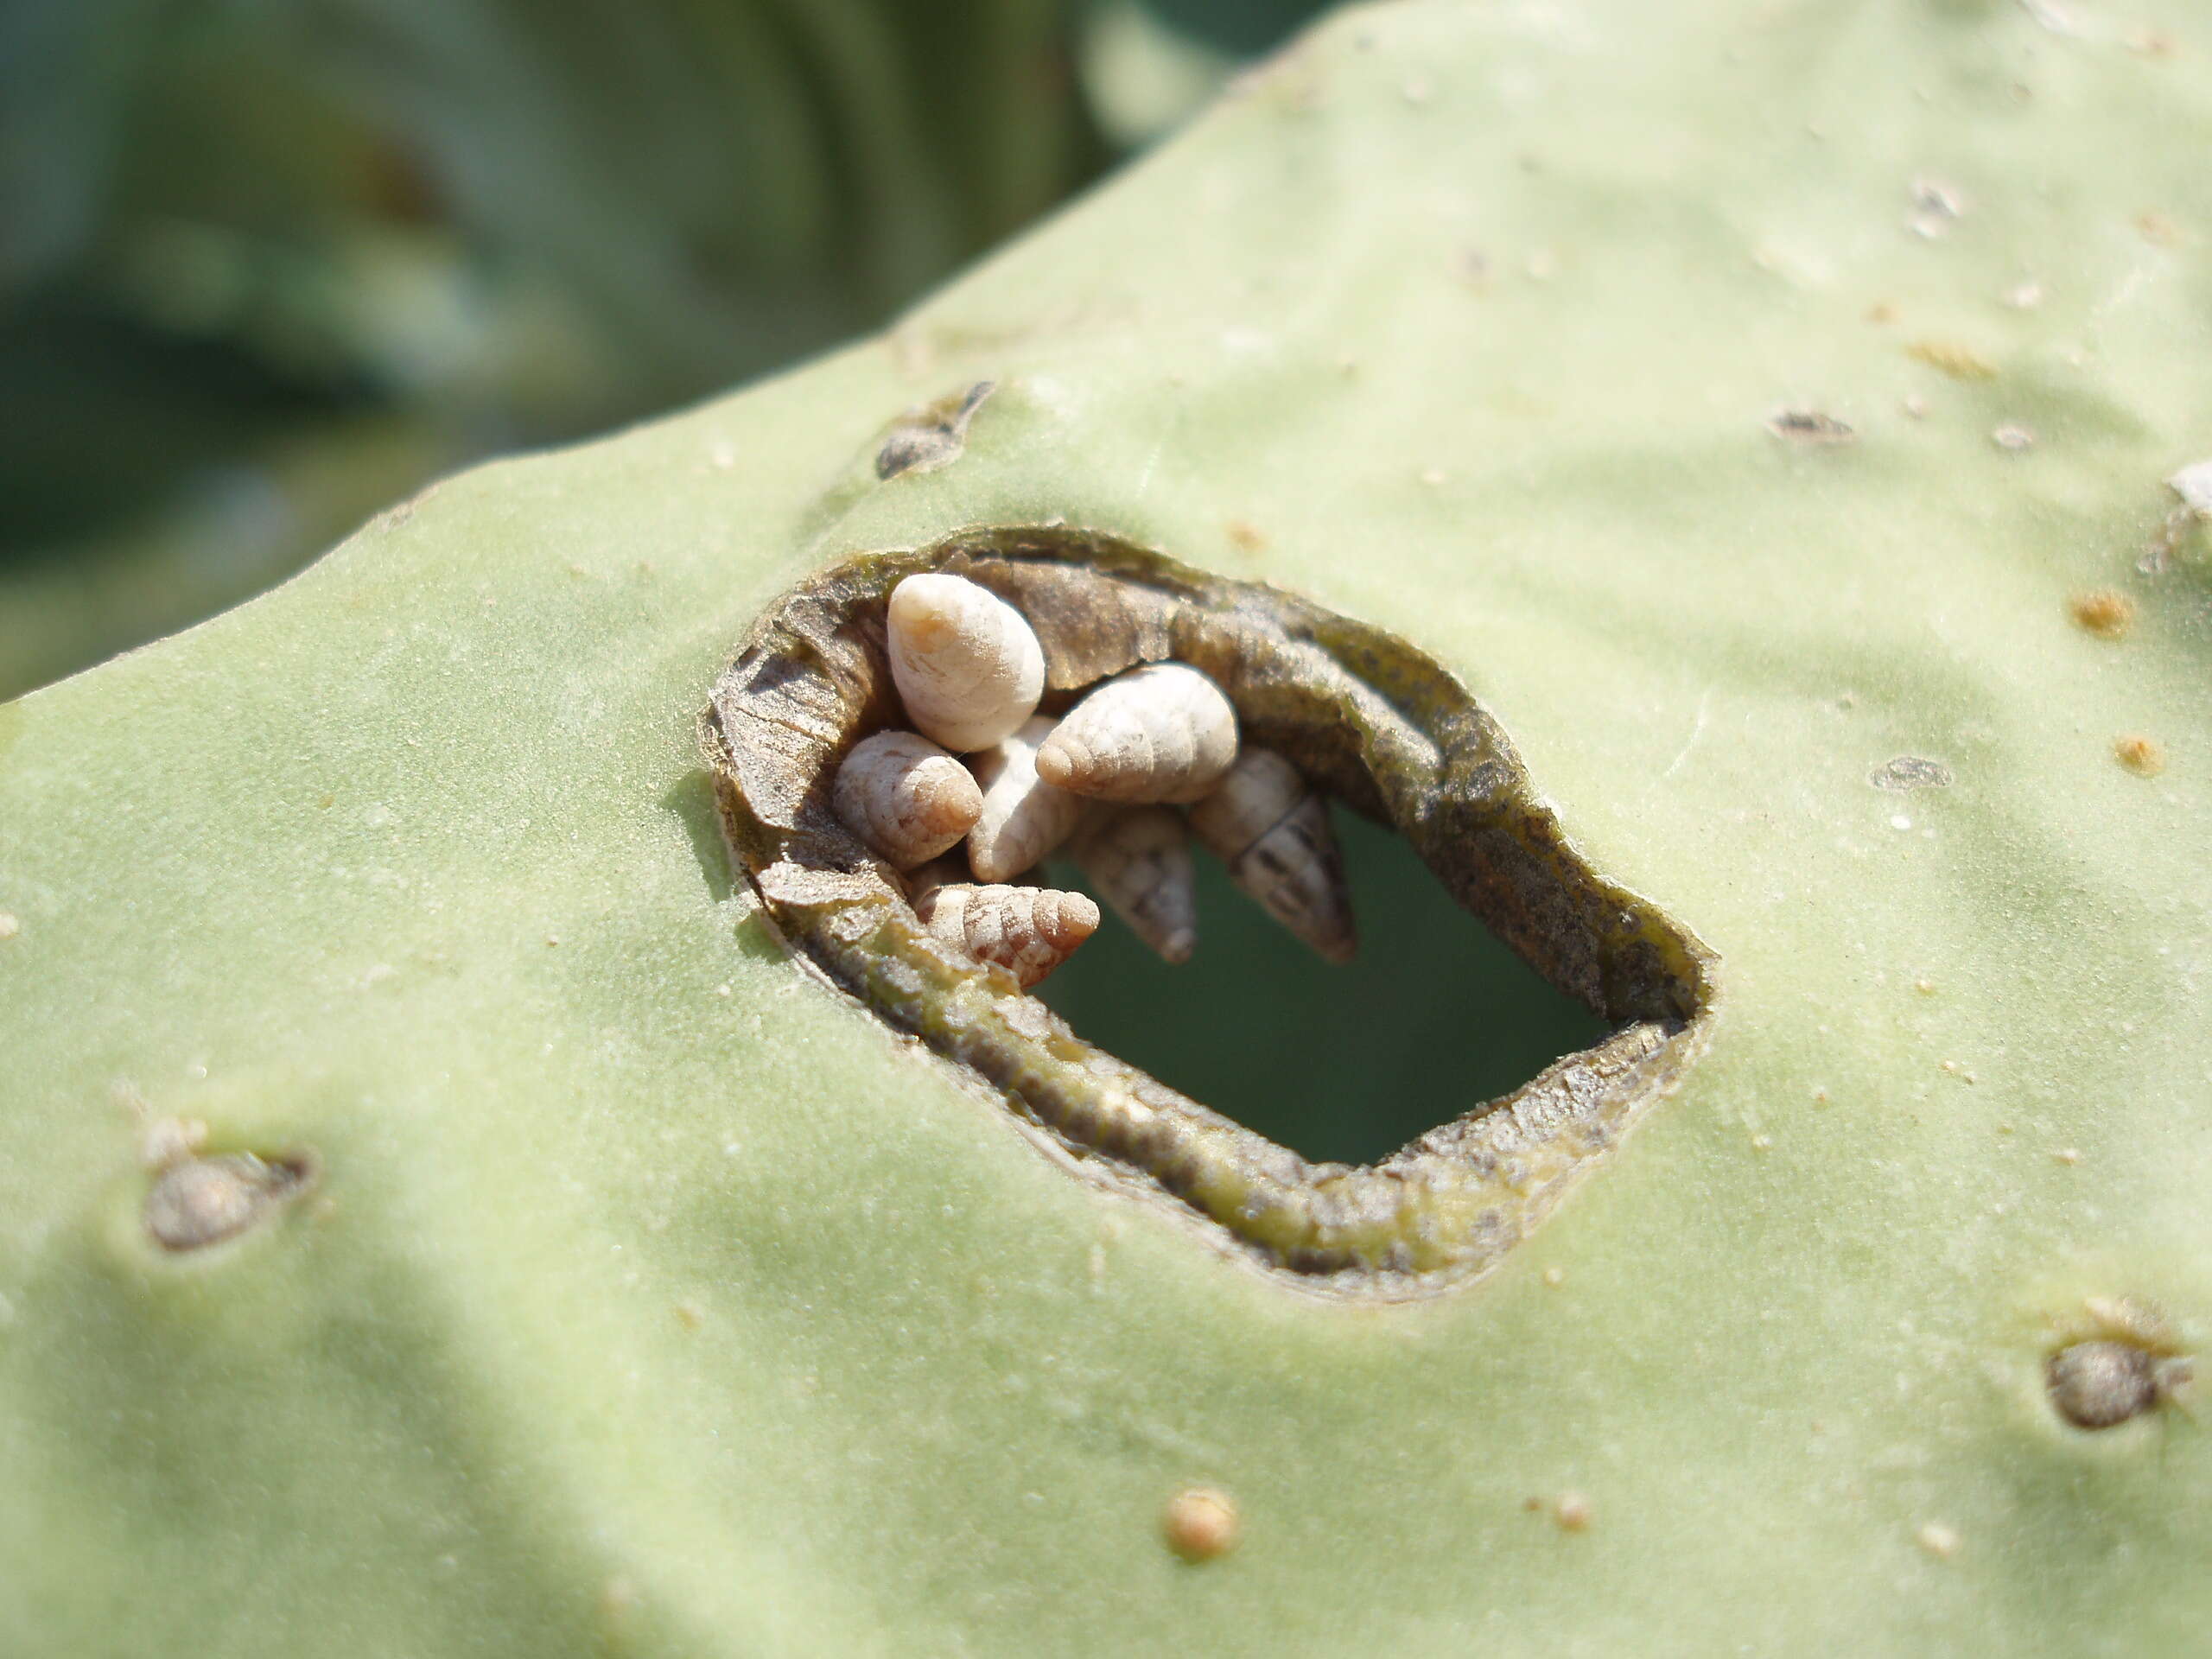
[3,2,2209,1653]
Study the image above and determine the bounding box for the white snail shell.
[1187,747,1356,963]
[912,882,1100,989]
[832,730,985,868]
[966,716,1084,884]
[1070,805,1197,965]
[886,573,1046,752]
[1034,663,1239,804]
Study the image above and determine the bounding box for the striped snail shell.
[1069,805,1197,965]
[912,882,1100,989]
[1187,747,1356,963]
[1034,663,1238,804]
[966,716,1085,884]
[832,730,985,869]
[886,573,1046,752]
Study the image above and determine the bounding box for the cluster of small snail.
[832,573,1355,988]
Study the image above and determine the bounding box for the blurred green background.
[0,0,1329,701]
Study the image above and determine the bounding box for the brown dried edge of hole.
[699,526,1715,1296]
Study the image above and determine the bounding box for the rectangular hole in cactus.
[1034,812,1611,1167]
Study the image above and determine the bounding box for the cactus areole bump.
[702,528,1714,1292]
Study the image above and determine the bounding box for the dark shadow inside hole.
[1036,811,1613,1167]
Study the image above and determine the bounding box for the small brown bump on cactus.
[887,572,1046,752]
[832,730,986,869]
[1906,339,1997,380]
[2049,1341,2153,1427]
[1188,747,1357,964]
[1069,804,1198,965]
[2114,734,2167,775]
[1161,1488,1240,1562]
[2070,588,2138,639]
[966,716,1084,884]
[143,1149,318,1252]
[1034,663,1239,804]
[2047,1339,2192,1429]
[912,881,1100,989]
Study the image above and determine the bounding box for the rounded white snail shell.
[1187,747,1356,963]
[832,730,985,868]
[912,882,1100,989]
[886,573,1046,752]
[966,716,1085,884]
[1070,804,1197,964]
[1033,663,1238,804]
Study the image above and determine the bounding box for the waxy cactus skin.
[3,3,2209,1654]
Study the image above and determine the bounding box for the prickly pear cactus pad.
[2,2,2208,1654]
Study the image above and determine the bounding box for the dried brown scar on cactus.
[1765,407,1855,446]
[700,530,1714,1294]
[874,380,995,480]
[2044,1296,2194,1429]
[144,1148,319,1252]
[2047,1340,2190,1429]
[2069,588,2137,639]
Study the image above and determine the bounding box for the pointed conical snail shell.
[1187,747,1357,963]
[1034,663,1238,804]
[887,573,1046,752]
[1070,805,1197,964]
[966,716,1085,883]
[832,730,985,868]
[912,882,1100,988]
